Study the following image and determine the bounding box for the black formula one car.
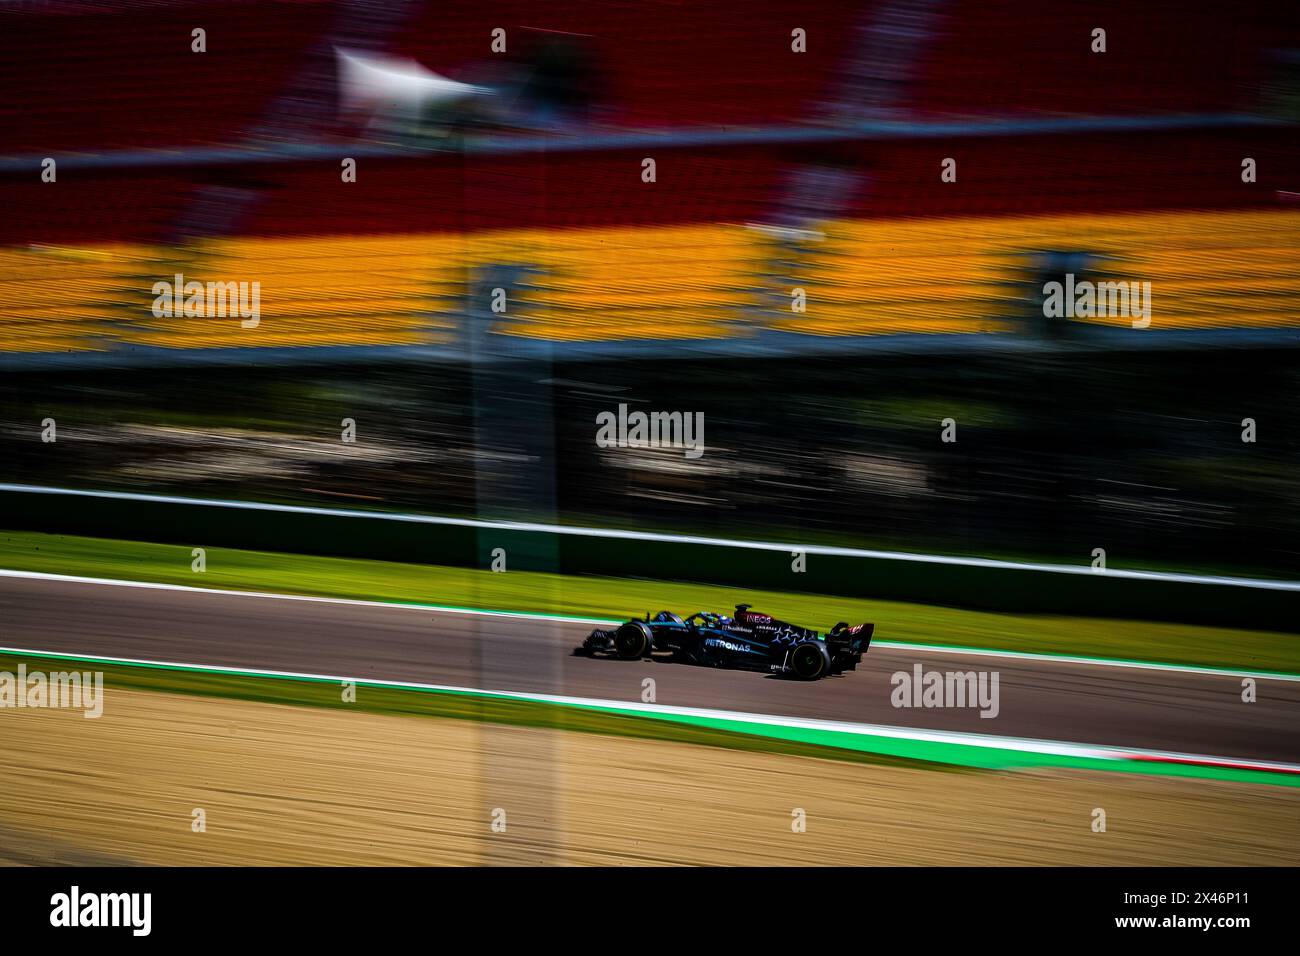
[577,604,874,680]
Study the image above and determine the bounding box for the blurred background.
[1,0,1298,577]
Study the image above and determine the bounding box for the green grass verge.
[2,530,1297,674]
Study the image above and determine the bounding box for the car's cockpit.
[684,611,731,628]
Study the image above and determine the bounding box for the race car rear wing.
[827,622,874,654]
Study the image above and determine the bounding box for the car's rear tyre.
[789,641,831,680]
[614,621,652,660]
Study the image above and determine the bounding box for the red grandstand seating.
[0,0,333,153]
[0,0,865,155]
[389,0,863,128]
[0,147,793,246]
[840,127,1295,220]
[6,121,1294,249]
[911,0,1300,117]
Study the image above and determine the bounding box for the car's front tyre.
[614,621,653,660]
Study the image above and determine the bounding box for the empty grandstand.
[0,0,1297,367]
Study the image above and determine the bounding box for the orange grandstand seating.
[3,208,1295,353]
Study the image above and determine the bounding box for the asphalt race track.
[2,575,1297,763]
